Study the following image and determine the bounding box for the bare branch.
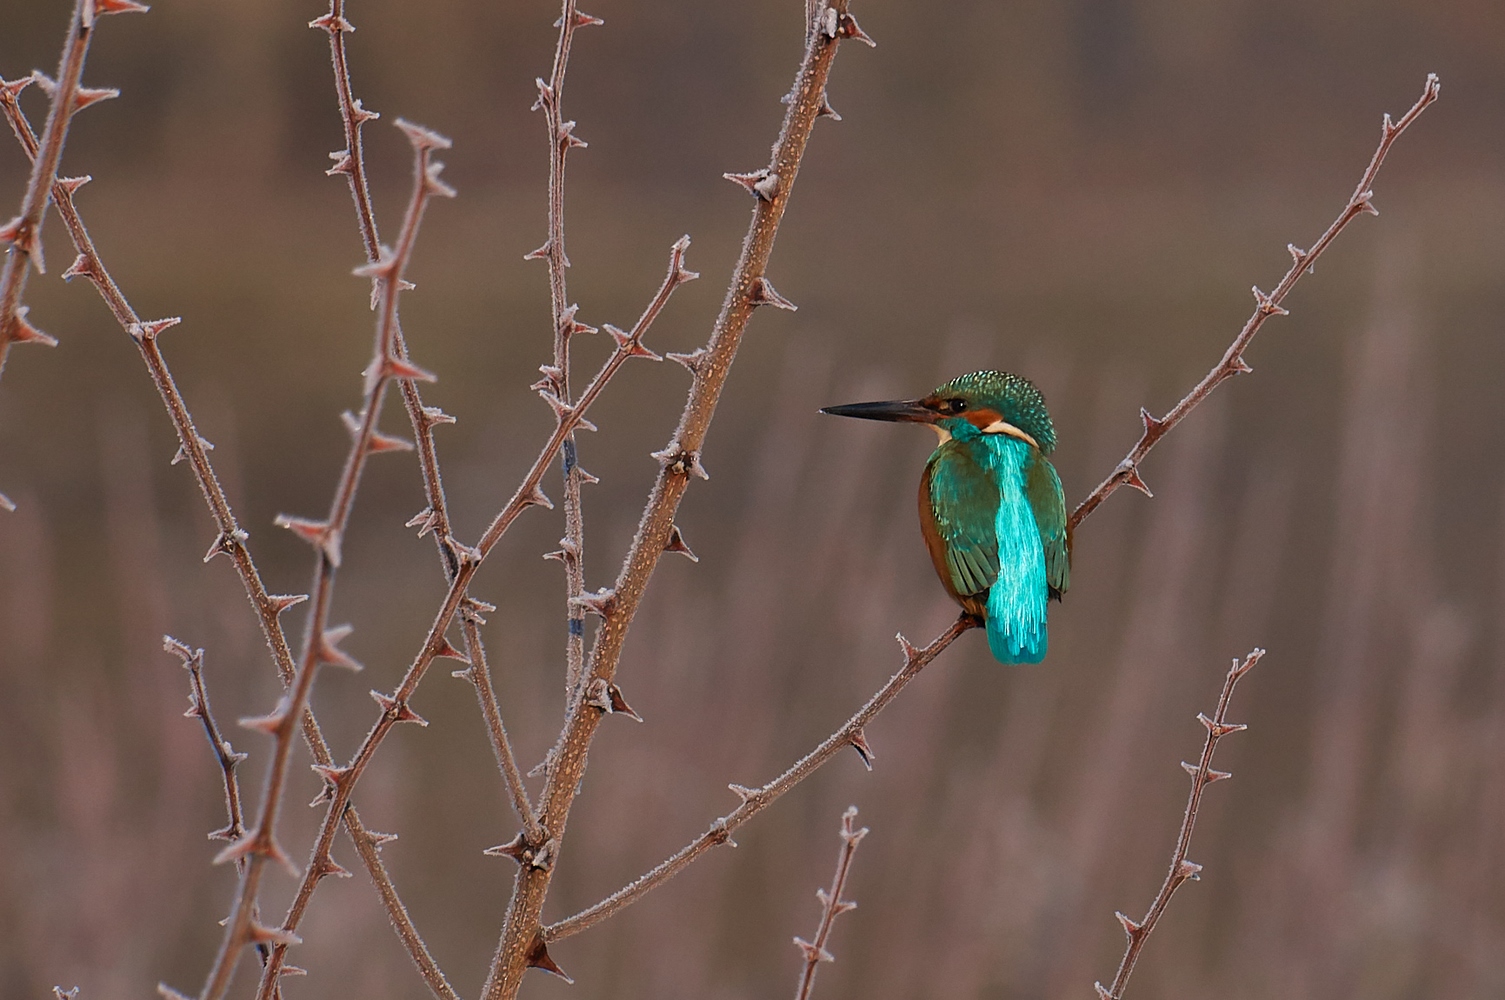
[1069,73,1440,531]
[1094,649,1264,1000]
[793,806,868,1000]
[165,638,251,850]
[545,616,972,943]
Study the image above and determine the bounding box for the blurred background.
[1,1,1502,997]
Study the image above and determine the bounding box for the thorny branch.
[1094,649,1263,1000]
[483,5,868,996]
[544,72,1441,945]
[545,617,969,943]
[1068,73,1440,530]
[2,20,459,998]
[792,806,867,1000]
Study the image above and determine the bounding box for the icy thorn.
[523,240,551,261]
[571,587,617,618]
[274,515,342,567]
[92,0,151,15]
[54,987,79,1000]
[31,74,57,99]
[532,78,556,113]
[0,216,34,257]
[444,535,482,567]
[1355,190,1378,216]
[308,12,354,33]
[1287,243,1313,274]
[56,175,90,195]
[0,493,16,513]
[837,12,876,45]
[576,465,600,485]
[667,347,706,376]
[896,632,921,661]
[216,831,298,876]
[247,922,302,948]
[202,528,249,564]
[1175,859,1203,882]
[238,701,287,736]
[793,938,834,964]
[604,323,663,361]
[1095,983,1113,999]
[484,833,529,863]
[1122,464,1153,498]
[267,593,309,616]
[522,483,554,510]
[326,150,354,176]
[157,984,192,1000]
[364,829,398,850]
[606,683,642,721]
[526,936,573,983]
[376,355,437,383]
[280,966,308,978]
[421,405,457,428]
[1115,911,1143,937]
[556,10,603,27]
[1139,407,1166,437]
[7,307,57,347]
[61,253,93,281]
[1252,286,1288,317]
[370,689,427,726]
[128,316,181,343]
[849,728,874,769]
[318,624,363,671]
[352,250,397,281]
[396,118,451,152]
[433,635,470,665]
[651,445,708,480]
[310,762,352,793]
[423,160,457,199]
[350,99,378,124]
[560,304,598,338]
[314,855,352,880]
[405,506,441,538]
[529,839,557,870]
[1196,712,1247,737]
[72,87,119,113]
[0,76,34,99]
[728,783,759,804]
[664,523,698,562]
[1228,354,1254,375]
[817,91,842,120]
[749,275,796,311]
[724,168,776,201]
[558,120,588,150]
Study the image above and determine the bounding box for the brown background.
[1,1,1503,998]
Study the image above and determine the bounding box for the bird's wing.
[1026,453,1070,599]
[922,444,1002,599]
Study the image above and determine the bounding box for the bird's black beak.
[819,399,936,423]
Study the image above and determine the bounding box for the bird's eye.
[950,399,967,413]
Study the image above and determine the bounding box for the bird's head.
[820,370,1056,454]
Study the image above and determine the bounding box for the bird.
[821,370,1069,663]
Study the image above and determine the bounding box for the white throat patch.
[981,419,1039,449]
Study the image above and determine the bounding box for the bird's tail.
[984,568,1048,664]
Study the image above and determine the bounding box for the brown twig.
[196,120,455,1000]
[545,616,969,943]
[0,0,142,411]
[164,638,251,852]
[0,48,454,1000]
[528,0,602,703]
[483,7,869,995]
[1068,73,1440,532]
[792,806,867,1000]
[1094,648,1263,1000]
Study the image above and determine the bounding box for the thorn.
[405,506,441,538]
[1251,286,1289,317]
[793,937,834,964]
[127,316,181,343]
[667,234,699,284]
[247,921,303,948]
[238,702,287,736]
[310,762,352,793]
[1287,243,1313,274]
[371,689,427,726]
[571,587,617,618]
[374,355,437,383]
[364,829,398,850]
[523,240,551,261]
[352,249,397,281]
[92,0,151,14]
[724,168,777,201]
[6,306,57,347]
[31,73,56,99]
[215,832,297,876]
[1138,407,1166,437]
[423,160,457,199]
[817,91,842,120]
[314,855,353,880]
[526,936,573,983]
[281,965,309,978]
[444,535,482,568]
[667,347,706,377]
[202,528,249,564]
[484,833,529,862]
[395,117,452,153]
[72,87,119,113]
[1228,354,1254,375]
[342,411,414,453]
[157,985,193,1000]
[421,405,457,427]
[53,988,80,1000]
[0,493,13,513]
[308,12,354,33]
[607,683,642,721]
[651,445,708,480]
[728,783,759,804]
[558,120,588,150]
[61,253,93,281]
[522,483,554,510]
[267,593,309,616]
[1355,190,1378,216]
[1175,859,1203,882]
[837,11,876,46]
[896,632,920,661]
[56,175,90,197]
[171,433,214,466]
[317,624,363,671]
[326,150,354,176]
[1123,464,1153,498]
[0,76,34,99]
[1095,983,1113,999]
[575,465,600,485]
[1115,911,1143,937]
[560,303,598,338]
[749,275,796,311]
[1197,712,1248,737]
[849,729,874,769]
[274,515,342,567]
[433,635,470,665]
[664,523,699,562]
[555,10,603,27]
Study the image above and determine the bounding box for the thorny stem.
[530,0,598,702]
[1068,73,1440,532]
[197,121,454,1000]
[484,6,868,995]
[1094,649,1263,1000]
[792,806,867,1000]
[461,610,546,847]
[545,615,971,943]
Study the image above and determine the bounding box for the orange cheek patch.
[964,409,1002,430]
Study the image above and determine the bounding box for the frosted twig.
[1093,649,1263,1000]
[459,607,545,847]
[1069,73,1440,531]
[483,6,869,994]
[165,638,251,852]
[792,806,867,1000]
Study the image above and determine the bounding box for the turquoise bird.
[822,371,1070,663]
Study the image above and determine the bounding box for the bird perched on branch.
[822,371,1069,663]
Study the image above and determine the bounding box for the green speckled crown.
[932,370,1057,454]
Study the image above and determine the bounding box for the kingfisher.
[821,371,1069,663]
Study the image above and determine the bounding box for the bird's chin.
[929,424,952,445]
